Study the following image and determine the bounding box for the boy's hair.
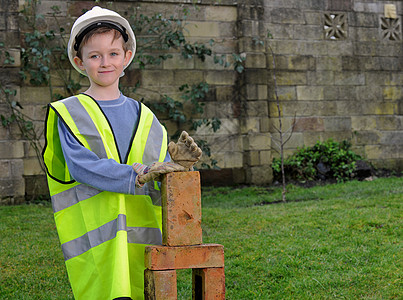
[76,27,129,59]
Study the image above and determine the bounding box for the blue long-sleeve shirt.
[57,94,169,195]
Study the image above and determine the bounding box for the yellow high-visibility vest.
[42,94,168,300]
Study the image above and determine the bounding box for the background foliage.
[272,139,364,182]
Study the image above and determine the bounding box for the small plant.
[272,139,363,183]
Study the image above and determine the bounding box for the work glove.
[168,131,202,170]
[132,162,185,188]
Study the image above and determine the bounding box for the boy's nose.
[101,56,111,66]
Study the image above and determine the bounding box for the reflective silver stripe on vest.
[62,97,108,159]
[61,214,162,261]
[51,184,102,213]
[142,115,164,165]
[134,182,161,206]
[136,115,164,206]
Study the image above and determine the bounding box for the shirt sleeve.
[57,118,138,195]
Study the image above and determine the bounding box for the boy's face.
[73,31,132,89]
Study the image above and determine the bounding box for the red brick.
[161,171,203,246]
[145,244,224,270]
[144,269,177,300]
[193,268,226,300]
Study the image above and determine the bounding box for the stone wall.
[264,0,403,174]
[0,0,402,202]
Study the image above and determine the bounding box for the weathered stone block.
[351,116,377,131]
[245,53,267,69]
[0,177,24,199]
[19,87,52,105]
[305,12,322,25]
[294,117,324,132]
[238,19,262,36]
[377,116,402,131]
[205,6,237,21]
[275,71,307,86]
[206,71,236,85]
[260,150,272,165]
[243,69,267,84]
[163,54,194,70]
[145,244,224,270]
[260,117,270,133]
[327,0,352,11]
[243,133,271,151]
[322,131,353,142]
[0,161,10,178]
[245,84,267,100]
[307,71,334,86]
[353,27,379,42]
[383,87,402,101]
[141,70,174,87]
[354,42,377,56]
[223,151,243,168]
[350,11,379,27]
[303,132,323,146]
[356,86,382,101]
[144,269,177,300]
[215,86,235,102]
[192,268,225,300]
[246,165,273,185]
[362,102,396,115]
[364,145,382,160]
[380,132,403,145]
[244,150,260,166]
[297,86,324,101]
[10,159,24,178]
[23,157,43,176]
[334,72,365,86]
[274,86,296,101]
[271,8,306,24]
[185,21,221,37]
[245,101,268,117]
[316,56,342,71]
[161,171,202,246]
[269,55,316,71]
[354,131,381,145]
[269,41,305,55]
[240,117,260,134]
[336,101,364,116]
[303,42,329,56]
[67,1,99,17]
[174,70,203,85]
[0,141,24,158]
[324,117,352,132]
[293,25,322,40]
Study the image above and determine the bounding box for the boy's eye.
[90,55,99,59]
[111,52,118,56]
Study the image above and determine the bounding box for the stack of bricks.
[144,171,225,300]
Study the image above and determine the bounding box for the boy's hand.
[168,131,202,170]
[133,162,185,187]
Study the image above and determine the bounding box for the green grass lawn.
[1,177,402,299]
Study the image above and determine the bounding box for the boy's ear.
[124,50,133,66]
[73,56,86,71]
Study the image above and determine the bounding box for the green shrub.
[272,139,363,182]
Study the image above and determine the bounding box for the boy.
[42,6,201,300]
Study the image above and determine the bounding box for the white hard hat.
[67,6,136,76]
